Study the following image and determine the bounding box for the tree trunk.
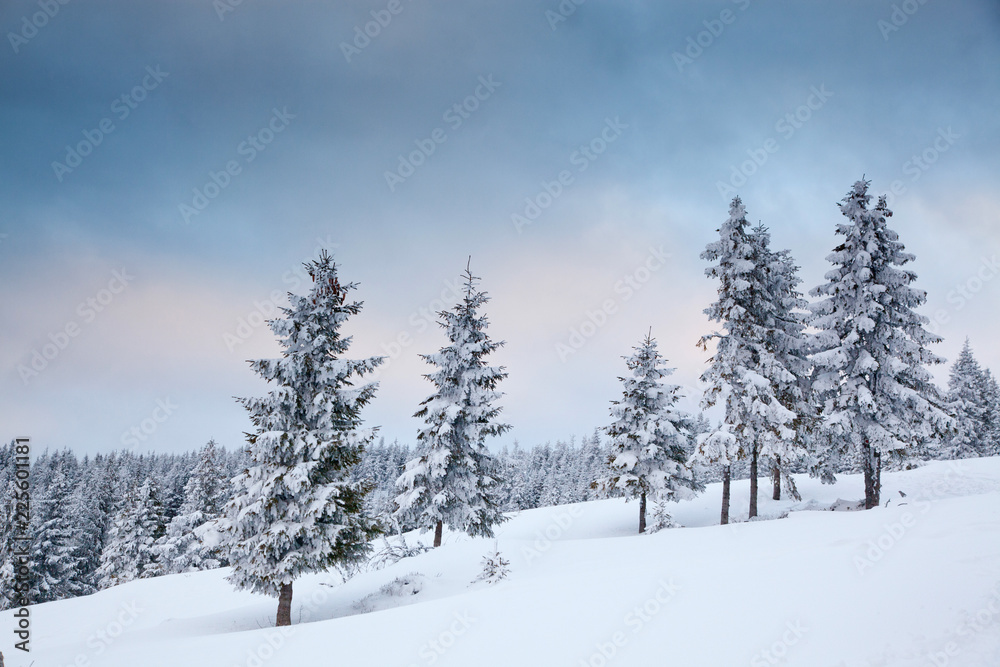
[748,446,758,519]
[863,441,879,510]
[720,465,731,525]
[276,582,292,627]
[772,456,782,501]
[875,451,882,507]
[639,491,647,534]
[433,520,443,548]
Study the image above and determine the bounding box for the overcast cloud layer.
[2,0,999,456]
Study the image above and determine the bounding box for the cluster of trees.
[5,180,998,626]
[944,339,1000,459]
[354,433,612,522]
[689,181,996,525]
[0,432,614,612]
[0,442,242,609]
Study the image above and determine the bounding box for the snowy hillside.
[4,458,1000,667]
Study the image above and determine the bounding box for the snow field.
[3,458,999,667]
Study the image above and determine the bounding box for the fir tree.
[223,252,381,626]
[752,225,812,501]
[694,198,798,523]
[982,370,1000,456]
[808,179,950,508]
[65,467,106,591]
[31,466,89,602]
[95,477,166,588]
[595,332,698,533]
[395,261,510,547]
[157,440,230,573]
[0,478,23,610]
[945,339,987,459]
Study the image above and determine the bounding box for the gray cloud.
[1,0,998,454]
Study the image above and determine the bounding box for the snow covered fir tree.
[808,180,951,508]
[155,439,230,573]
[394,261,510,547]
[751,224,812,503]
[595,332,699,533]
[94,477,166,588]
[943,339,998,459]
[223,252,382,626]
[693,197,802,523]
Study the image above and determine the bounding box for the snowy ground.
[4,458,1000,667]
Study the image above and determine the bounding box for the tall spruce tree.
[224,252,381,627]
[0,478,22,610]
[395,261,510,547]
[65,466,106,591]
[808,179,950,508]
[693,198,797,523]
[752,225,812,501]
[95,477,166,588]
[945,339,988,459]
[982,370,1000,456]
[595,332,698,533]
[157,439,230,573]
[31,466,89,602]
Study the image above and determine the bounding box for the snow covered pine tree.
[694,198,798,523]
[95,477,166,588]
[945,339,988,459]
[395,260,510,548]
[809,180,950,508]
[751,224,812,503]
[31,463,90,602]
[156,439,230,573]
[981,370,1000,456]
[595,332,698,533]
[224,251,382,626]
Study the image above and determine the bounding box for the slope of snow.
[4,458,1000,667]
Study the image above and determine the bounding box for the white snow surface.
[5,458,1000,667]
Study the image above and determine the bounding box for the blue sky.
[2,0,999,456]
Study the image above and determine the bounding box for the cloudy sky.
[2,0,998,456]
